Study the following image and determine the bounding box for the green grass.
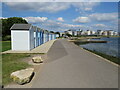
[1,41,44,86]
[1,41,11,52]
[2,53,31,85]
[83,48,120,65]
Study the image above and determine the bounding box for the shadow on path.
[44,40,68,63]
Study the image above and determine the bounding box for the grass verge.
[1,41,11,52]
[2,53,31,85]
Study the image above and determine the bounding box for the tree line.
[1,17,28,40]
[1,17,60,41]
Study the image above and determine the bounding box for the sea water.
[80,37,120,58]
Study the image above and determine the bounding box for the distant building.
[107,30,114,36]
[91,31,96,35]
[113,31,118,36]
[76,30,82,36]
[81,31,86,35]
[65,29,118,36]
[102,31,108,36]
[86,30,91,35]
[67,30,73,35]
[65,29,77,36]
[74,31,77,36]
[97,30,104,35]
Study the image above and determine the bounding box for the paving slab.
[2,39,56,54]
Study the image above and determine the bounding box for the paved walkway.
[2,40,56,54]
[6,39,118,88]
[31,39,118,88]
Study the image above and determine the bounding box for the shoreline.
[82,48,119,65]
[73,41,119,65]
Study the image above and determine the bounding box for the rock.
[10,68,34,85]
[32,56,43,63]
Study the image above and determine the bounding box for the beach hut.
[36,27,39,47]
[43,30,48,43]
[37,28,40,46]
[34,26,40,47]
[11,24,34,51]
[40,29,44,45]
[47,31,49,42]
[49,33,52,41]
[33,26,37,48]
[56,34,59,38]
[38,28,43,45]
[52,33,55,40]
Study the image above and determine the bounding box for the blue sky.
[2,2,118,32]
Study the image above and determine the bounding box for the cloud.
[4,2,100,13]
[57,17,64,22]
[73,12,118,24]
[73,17,90,23]
[5,2,70,13]
[92,24,106,28]
[37,20,84,31]
[89,13,118,22]
[23,17,48,23]
[72,2,100,11]
[0,17,7,19]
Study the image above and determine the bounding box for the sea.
[80,37,120,58]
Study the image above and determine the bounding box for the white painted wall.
[49,34,51,41]
[68,31,72,35]
[74,31,77,36]
[43,33,46,43]
[52,34,54,40]
[36,30,39,47]
[38,31,40,46]
[34,32,36,48]
[29,27,34,50]
[56,34,59,38]
[11,30,30,51]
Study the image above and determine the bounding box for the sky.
[2,2,118,32]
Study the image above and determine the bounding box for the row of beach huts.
[10,24,59,51]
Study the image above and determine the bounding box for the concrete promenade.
[31,39,118,88]
[6,39,118,88]
[2,39,56,54]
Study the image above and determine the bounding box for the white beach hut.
[33,26,37,48]
[37,28,40,46]
[11,24,34,51]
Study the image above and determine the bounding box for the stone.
[32,56,43,63]
[10,68,34,85]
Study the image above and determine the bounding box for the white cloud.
[73,12,118,24]
[57,17,64,22]
[89,13,118,22]
[5,2,70,13]
[37,20,84,31]
[63,24,84,28]
[0,17,7,19]
[23,17,48,23]
[4,2,100,13]
[72,2,100,14]
[92,24,106,28]
[73,17,90,23]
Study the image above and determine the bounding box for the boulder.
[32,56,43,63]
[10,68,34,85]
